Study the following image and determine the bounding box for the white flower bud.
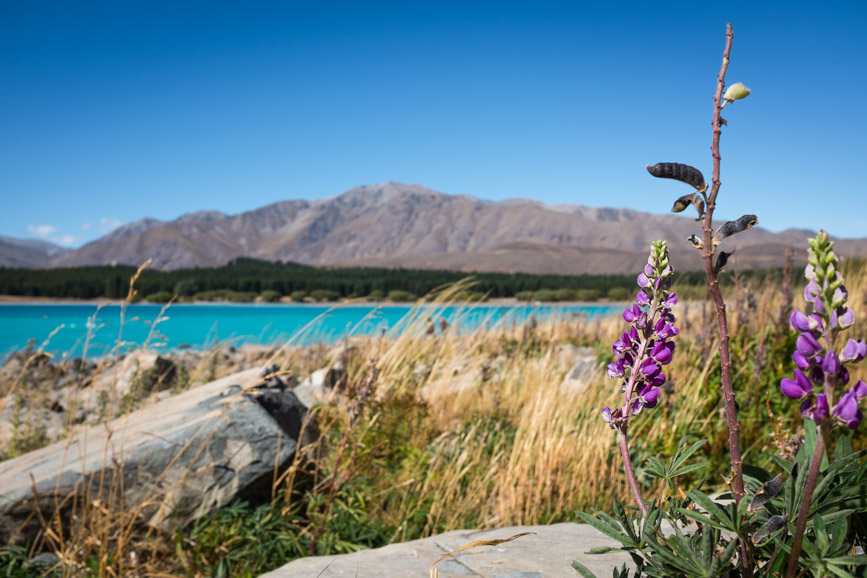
[724,82,750,102]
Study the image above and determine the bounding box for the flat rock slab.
[261,523,631,577]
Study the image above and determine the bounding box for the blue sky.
[2,1,865,247]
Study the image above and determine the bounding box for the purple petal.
[814,394,830,421]
[836,307,855,329]
[804,278,820,300]
[644,264,655,276]
[649,373,666,387]
[664,293,678,308]
[642,387,660,408]
[832,286,848,307]
[636,291,649,306]
[623,308,636,323]
[781,369,813,399]
[796,333,822,358]
[607,362,623,378]
[641,360,660,377]
[832,389,862,429]
[853,381,867,400]
[654,347,673,365]
[793,351,812,371]
[602,407,612,423]
[637,273,650,288]
[841,339,867,364]
[822,351,841,375]
[790,310,817,332]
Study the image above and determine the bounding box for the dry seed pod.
[646,163,707,191]
[686,235,703,249]
[752,515,787,544]
[714,250,734,274]
[714,214,759,244]
[748,474,783,513]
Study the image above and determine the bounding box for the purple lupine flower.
[781,370,813,400]
[781,231,866,429]
[841,339,867,363]
[601,240,678,431]
[833,388,862,429]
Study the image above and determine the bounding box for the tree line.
[0,257,767,302]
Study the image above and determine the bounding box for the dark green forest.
[0,257,765,302]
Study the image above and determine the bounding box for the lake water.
[0,302,619,360]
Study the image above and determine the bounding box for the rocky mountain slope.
[5,183,866,275]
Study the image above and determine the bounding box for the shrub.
[309,289,340,302]
[387,290,417,302]
[145,291,173,303]
[260,290,281,303]
[514,291,534,301]
[290,290,308,302]
[606,286,629,301]
[532,289,555,302]
[575,288,601,302]
[366,289,385,301]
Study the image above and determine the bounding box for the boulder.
[0,365,310,546]
[260,522,632,577]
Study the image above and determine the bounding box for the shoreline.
[0,296,626,308]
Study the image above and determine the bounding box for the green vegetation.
[0,257,772,302]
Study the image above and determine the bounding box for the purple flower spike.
[781,369,813,399]
[790,310,818,332]
[796,333,822,358]
[841,339,867,363]
[833,389,863,429]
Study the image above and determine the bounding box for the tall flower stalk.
[603,240,678,515]
[781,231,866,577]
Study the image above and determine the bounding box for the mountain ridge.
[4,182,866,275]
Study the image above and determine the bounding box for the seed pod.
[748,474,783,513]
[752,515,787,544]
[671,193,706,221]
[646,163,707,191]
[714,250,734,274]
[724,82,751,102]
[686,235,703,249]
[714,214,759,244]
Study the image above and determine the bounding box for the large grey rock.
[261,523,632,577]
[0,366,308,546]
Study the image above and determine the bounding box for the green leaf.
[687,491,734,529]
[587,546,623,554]
[669,438,708,473]
[835,435,854,461]
[645,456,666,478]
[577,511,633,546]
[572,560,597,577]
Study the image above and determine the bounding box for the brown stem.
[619,426,648,515]
[785,431,826,578]
[703,24,752,578]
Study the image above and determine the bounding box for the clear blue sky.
[2,1,865,247]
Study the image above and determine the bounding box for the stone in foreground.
[261,523,631,577]
[0,366,308,545]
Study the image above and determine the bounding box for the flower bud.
[723,82,750,102]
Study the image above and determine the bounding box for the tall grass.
[1,260,865,576]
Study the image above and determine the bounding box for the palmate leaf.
[576,511,635,547]
[668,439,708,476]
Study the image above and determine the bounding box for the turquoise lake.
[0,303,619,359]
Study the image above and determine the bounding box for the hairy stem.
[703,24,752,577]
[785,431,826,578]
[619,426,648,515]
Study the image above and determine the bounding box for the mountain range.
[4,182,866,275]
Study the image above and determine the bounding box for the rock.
[0,366,310,546]
[260,523,632,577]
[559,347,599,395]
